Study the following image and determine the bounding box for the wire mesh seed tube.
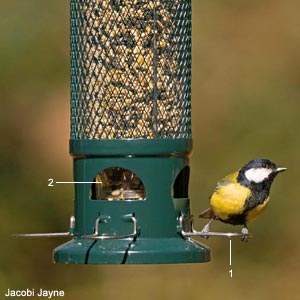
[70,0,191,140]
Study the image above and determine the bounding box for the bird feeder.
[15,0,215,264]
[55,0,211,264]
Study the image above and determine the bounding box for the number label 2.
[48,178,55,187]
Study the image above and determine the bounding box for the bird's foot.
[200,219,214,239]
[241,227,249,242]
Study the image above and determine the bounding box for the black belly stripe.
[243,182,271,213]
[220,214,247,226]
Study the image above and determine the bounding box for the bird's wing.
[209,171,251,221]
[214,171,238,190]
[199,172,239,219]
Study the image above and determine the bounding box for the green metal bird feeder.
[16,0,212,264]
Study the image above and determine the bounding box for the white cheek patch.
[245,168,273,183]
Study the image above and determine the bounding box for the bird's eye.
[262,163,267,168]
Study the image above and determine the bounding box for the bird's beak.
[276,167,287,173]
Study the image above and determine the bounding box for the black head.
[238,158,287,185]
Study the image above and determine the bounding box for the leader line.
[55,182,102,184]
[229,239,232,266]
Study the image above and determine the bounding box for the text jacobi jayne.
[5,288,64,299]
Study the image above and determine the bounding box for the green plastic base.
[55,139,211,264]
[54,237,210,264]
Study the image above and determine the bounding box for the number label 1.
[48,178,54,187]
[229,269,233,278]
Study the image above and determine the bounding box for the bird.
[199,158,287,241]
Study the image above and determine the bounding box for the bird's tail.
[199,207,215,219]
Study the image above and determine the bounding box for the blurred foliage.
[1,0,300,299]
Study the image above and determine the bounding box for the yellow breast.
[246,197,270,223]
[210,172,251,221]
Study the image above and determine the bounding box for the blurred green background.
[1,0,300,299]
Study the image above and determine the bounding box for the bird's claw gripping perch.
[240,227,249,242]
[179,216,252,241]
[200,218,214,239]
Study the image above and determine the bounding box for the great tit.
[199,158,287,240]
